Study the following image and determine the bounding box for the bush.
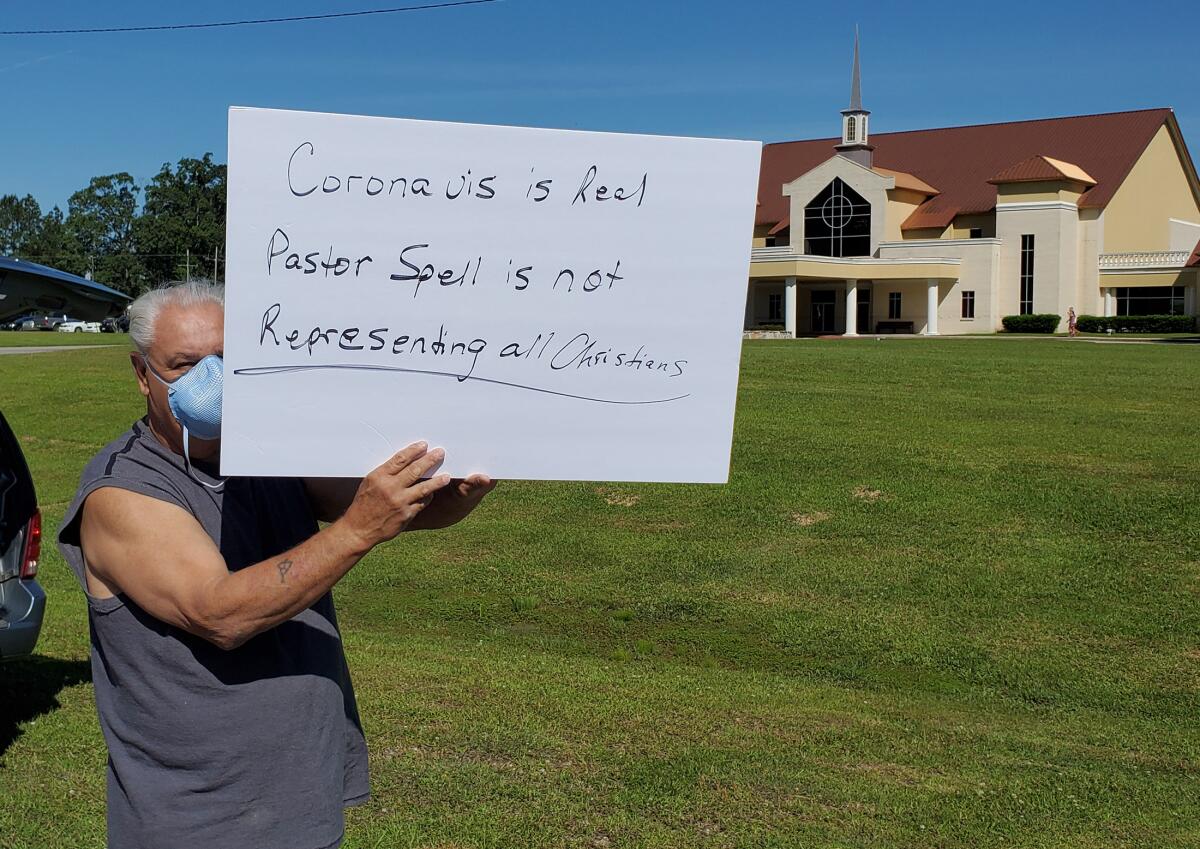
[1075,314,1196,334]
[1001,314,1061,333]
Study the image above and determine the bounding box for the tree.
[26,206,86,275]
[0,194,43,256]
[67,173,144,294]
[135,154,226,286]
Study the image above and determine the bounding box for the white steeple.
[837,26,873,166]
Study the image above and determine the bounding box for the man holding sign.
[58,280,494,849]
[57,105,757,848]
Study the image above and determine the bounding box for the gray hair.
[128,279,225,353]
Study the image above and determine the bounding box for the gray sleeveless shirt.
[57,419,369,849]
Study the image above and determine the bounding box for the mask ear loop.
[182,426,226,492]
[143,355,226,491]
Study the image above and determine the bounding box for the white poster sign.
[222,107,760,482]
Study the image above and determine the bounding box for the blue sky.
[3,0,1198,212]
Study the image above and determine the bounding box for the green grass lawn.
[1,339,1198,848]
[0,331,127,347]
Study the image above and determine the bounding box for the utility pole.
[186,249,191,282]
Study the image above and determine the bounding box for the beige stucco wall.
[1103,124,1200,252]
[949,213,996,239]
[1076,208,1104,316]
[867,280,931,334]
[995,182,1086,204]
[902,226,947,240]
[884,188,928,242]
[877,238,1001,332]
[748,258,959,280]
[1055,205,1082,322]
[993,203,1080,328]
[1099,269,1197,287]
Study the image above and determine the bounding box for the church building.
[747,34,1200,335]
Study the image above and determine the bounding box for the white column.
[1185,283,1196,317]
[844,279,858,336]
[1103,287,1115,317]
[925,279,940,336]
[784,276,797,338]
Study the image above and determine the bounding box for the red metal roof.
[1187,237,1200,268]
[874,166,940,195]
[900,204,957,232]
[986,155,1096,186]
[756,108,1174,228]
[766,216,790,236]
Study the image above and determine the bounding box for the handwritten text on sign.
[222,107,761,482]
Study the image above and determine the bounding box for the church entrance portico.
[744,274,953,337]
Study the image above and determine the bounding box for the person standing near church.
[58,279,496,849]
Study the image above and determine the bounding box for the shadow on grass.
[0,655,90,757]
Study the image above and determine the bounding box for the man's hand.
[336,442,454,549]
[408,473,497,531]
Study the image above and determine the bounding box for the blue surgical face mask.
[145,353,225,488]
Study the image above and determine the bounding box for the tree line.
[0,154,225,296]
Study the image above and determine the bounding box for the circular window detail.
[804,178,870,257]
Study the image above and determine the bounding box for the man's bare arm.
[81,442,450,650]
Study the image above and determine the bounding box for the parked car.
[31,312,71,331]
[57,319,102,333]
[0,411,46,661]
[100,315,129,333]
[0,314,37,331]
[4,314,40,331]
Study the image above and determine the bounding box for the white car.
[56,319,102,333]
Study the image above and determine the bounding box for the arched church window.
[804,178,871,257]
[846,115,857,143]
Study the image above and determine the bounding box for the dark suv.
[0,412,45,660]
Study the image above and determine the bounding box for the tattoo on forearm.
[277,558,293,584]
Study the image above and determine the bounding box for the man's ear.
[130,352,151,398]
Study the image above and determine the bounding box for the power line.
[0,1,500,36]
